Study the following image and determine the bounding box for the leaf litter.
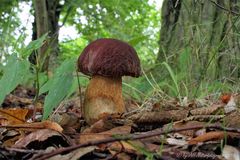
[0,86,240,160]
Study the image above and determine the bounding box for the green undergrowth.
[123,48,239,102]
[0,35,239,120]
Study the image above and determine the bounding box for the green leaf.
[39,78,54,95]
[42,59,76,120]
[21,33,48,58]
[42,76,74,120]
[0,55,30,105]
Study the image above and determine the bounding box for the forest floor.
[0,85,240,160]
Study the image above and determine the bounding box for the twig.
[5,147,42,154]
[76,69,83,117]
[0,125,42,129]
[31,124,240,160]
[59,5,73,28]
[209,0,240,15]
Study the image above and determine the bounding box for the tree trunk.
[32,0,61,72]
[33,0,49,71]
[46,0,61,71]
[157,0,240,81]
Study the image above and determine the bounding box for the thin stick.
[32,124,240,160]
[76,69,83,117]
[209,0,240,15]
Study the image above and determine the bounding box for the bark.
[32,0,62,72]
[33,0,49,71]
[157,0,240,81]
[46,0,61,71]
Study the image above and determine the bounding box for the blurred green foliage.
[60,0,160,66]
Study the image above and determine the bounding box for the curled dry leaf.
[40,120,63,132]
[221,94,231,104]
[108,140,144,157]
[1,120,63,132]
[83,118,117,133]
[2,131,24,147]
[13,129,68,148]
[188,131,240,145]
[0,108,29,125]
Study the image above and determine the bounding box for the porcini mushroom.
[78,38,141,124]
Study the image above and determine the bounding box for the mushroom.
[78,38,141,124]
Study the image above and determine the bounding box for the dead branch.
[31,124,240,160]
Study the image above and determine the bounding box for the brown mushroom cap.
[78,38,141,78]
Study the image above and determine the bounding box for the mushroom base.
[83,75,125,124]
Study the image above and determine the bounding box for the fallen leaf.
[221,94,231,104]
[188,131,240,145]
[2,130,24,147]
[0,108,29,125]
[222,145,240,160]
[114,152,132,160]
[224,96,236,113]
[108,140,143,154]
[47,146,97,160]
[166,138,188,146]
[83,118,116,133]
[13,129,68,148]
[224,111,240,128]
[4,94,32,105]
[2,120,63,132]
[171,121,205,137]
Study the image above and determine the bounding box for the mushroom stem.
[83,75,125,124]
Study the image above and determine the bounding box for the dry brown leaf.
[188,131,240,145]
[224,95,237,113]
[83,118,117,133]
[0,108,29,125]
[221,94,232,104]
[47,146,97,160]
[13,129,66,148]
[225,111,240,128]
[79,125,131,144]
[109,140,143,153]
[2,130,24,147]
[4,94,32,105]
[40,120,63,132]
[2,120,63,132]
[114,152,132,160]
[107,141,144,159]
[170,121,205,137]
